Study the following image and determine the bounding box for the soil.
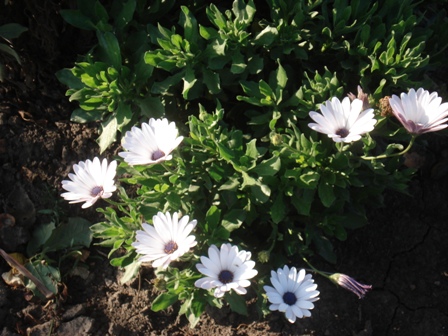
[1,1,447,336]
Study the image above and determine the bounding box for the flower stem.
[361,135,416,160]
[301,255,331,279]
[161,162,175,174]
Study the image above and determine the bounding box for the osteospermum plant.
[57,81,448,327]
[49,0,448,328]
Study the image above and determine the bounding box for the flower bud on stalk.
[329,273,372,299]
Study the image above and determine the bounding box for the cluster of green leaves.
[25,210,92,298]
[57,0,163,152]
[90,102,414,326]
[57,0,447,151]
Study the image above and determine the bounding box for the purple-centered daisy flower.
[61,157,117,208]
[308,96,376,143]
[388,88,448,135]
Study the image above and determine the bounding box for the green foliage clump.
[57,0,448,151]
[56,0,448,327]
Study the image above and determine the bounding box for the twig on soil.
[0,248,55,299]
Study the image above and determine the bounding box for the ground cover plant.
[2,0,448,332]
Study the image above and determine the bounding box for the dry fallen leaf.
[18,110,34,122]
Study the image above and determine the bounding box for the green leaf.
[221,209,246,232]
[151,291,179,312]
[206,4,227,30]
[253,26,278,46]
[230,50,246,74]
[298,171,320,188]
[42,217,92,253]
[202,67,221,94]
[115,102,132,132]
[242,173,271,203]
[25,262,60,299]
[136,95,164,119]
[291,188,315,216]
[110,251,135,267]
[0,43,21,63]
[216,142,235,162]
[271,193,286,224]
[56,68,84,89]
[251,156,280,176]
[225,291,248,316]
[187,295,205,328]
[60,10,95,30]
[97,115,118,153]
[206,205,221,232]
[115,0,136,31]
[119,259,141,284]
[245,139,259,159]
[27,221,56,256]
[179,6,198,44]
[70,108,102,123]
[233,0,255,26]
[313,233,336,264]
[259,80,273,98]
[182,66,198,99]
[0,23,28,39]
[318,180,336,207]
[97,31,122,69]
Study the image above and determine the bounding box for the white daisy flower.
[118,118,184,166]
[388,88,448,135]
[263,266,319,323]
[195,243,258,298]
[308,96,376,143]
[61,157,117,209]
[132,212,197,269]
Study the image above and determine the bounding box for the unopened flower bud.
[329,273,372,299]
[270,133,283,146]
[257,250,270,263]
[153,278,167,291]
[348,85,370,110]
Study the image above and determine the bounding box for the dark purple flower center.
[164,240,178,254]
[218,270,234,284]
[282,292,297,305]
[152,149,165,161]
[335,127,349,138]
[91,186,104,197]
